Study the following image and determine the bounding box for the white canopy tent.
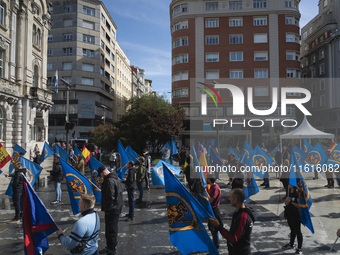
[280,116,334,149]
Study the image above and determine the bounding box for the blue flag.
[54,143,70,162]
[5,144,27,196]
[269,143,280,157]
[125,146,139,163]
[41,142,54,164]
[116,139,130,179]
[20,156,43,187]
[59,158,92,215]
[22,176,58,255]
[74,146,83,157]
[326,143,340,167]
[191,144,214,217]
[151,160,181,186]
[288,149,314,234]
[208,146,222,168]
[228,147,241,160]
[89,156,103,203]
[163,164,218,255]
[170,138,178,165]
[0,169,2,174]
[248,145,274,178]
[293,145,307,165]
[241,141,253,165]
[243,170,259,201]
[301,143,327,172]
[161,142,171,163]
[303,139,313,153]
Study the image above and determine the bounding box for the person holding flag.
[56,194,100,255]
[282,185,303,254]
[209,188,256,255]
[4,161,26,223]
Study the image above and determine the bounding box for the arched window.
[32,25,36,44]
[33,65,39,87]
[0,108,3,140]
[0,1,5,26]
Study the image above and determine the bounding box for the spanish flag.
[0,143,11,169]
[82,146,91,164]
[329,141,337,152]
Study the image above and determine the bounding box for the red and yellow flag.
[82,146,91,164]
[329,141,337,152]
[0,143,12,169]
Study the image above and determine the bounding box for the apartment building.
[300,0,340,137]
[170,0,302,146]
[0,0,52,153]
[47,0,132,141]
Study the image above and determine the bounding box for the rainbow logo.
[197,82,223,107]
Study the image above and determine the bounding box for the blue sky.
[101,0,320,100]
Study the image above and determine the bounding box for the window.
[0,49,3,77]
[311,67,316,77]
[172,71,189,81]
[206,19,219,28]
[63,19,73,27]
[253,0,267,8]
[311,54,316,63]
[47,63,52,71]
[63,48,72,56]
[286,69,299,78]
[230,52,243,61]
[229,1,242,9]
[32,65,39,87]
[285,1,292,7]
[230,70,243,79]
[320,80,325,90]
[173,20,188,32]
[206,70,219,79]
[320,95,325,107]
[229,34,243,44]
[64,5,73,13]
[83,34,95,44]
[254,69,268,78]
[254,51,268,61]
[253,17,267,26]
[0,2,5,26]
[63,62,72,70]
[64,34,72,41]
[173,54,188,65]
[254,33,267,43]
[101,13,105,22]
[286,51,299,60]
[286,33,299,43]
[82,77,94,86]
[47,49,53,56]
[173,88,188,98]
[319,48,325,59]
[83,20,95,30]
[32,25,36,44]
[173,37,188,48]
[83,6,95,16]
[206,36,219,45]
[172,4,188,16]
[254,87,268,96]
[48,35,53,42]
[206,53,219,62]
[206,2,219,10]
[82,63,94,72]
[285,16,299,25]
[319,63,325,75]
[229,18,243,27]
[323,0,328,7]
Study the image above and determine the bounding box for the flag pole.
[88,178,101,192]
[330,236,339,251]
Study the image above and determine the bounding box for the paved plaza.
[0,158,339,255]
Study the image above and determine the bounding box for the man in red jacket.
[209,188,256,255]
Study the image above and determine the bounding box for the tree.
[116,94,185,152]
[88,124,119,150]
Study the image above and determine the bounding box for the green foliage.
[267,131,282,150]
[88,124,119,150]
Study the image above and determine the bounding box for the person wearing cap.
[97,166,123,255]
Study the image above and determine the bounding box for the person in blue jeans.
[135,157,145,203]
[122,161,136,221]
[48,157,63,205]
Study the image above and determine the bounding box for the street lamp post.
[61,78,71,153]
[101,104,107,124]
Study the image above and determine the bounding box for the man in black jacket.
[48,157,63,205]
[4,161,27,223]
[122,161,136,221]
[209,188,256,255]
[98,166,123,255]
